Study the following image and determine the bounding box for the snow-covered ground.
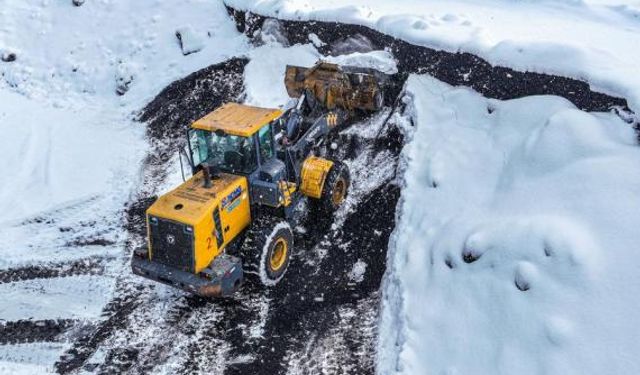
[227,0,640,112]
[378,76,640,375]
[0,89,143,228]
[0,0,247,105]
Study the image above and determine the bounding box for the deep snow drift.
[379,76,640,375]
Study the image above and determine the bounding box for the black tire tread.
[240,215,293,287]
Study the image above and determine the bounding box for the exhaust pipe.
[202,163,213,188]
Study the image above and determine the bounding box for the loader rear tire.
[241,216,293,287]
[311,160,350,215]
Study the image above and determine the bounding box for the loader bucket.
[284,61,388,112]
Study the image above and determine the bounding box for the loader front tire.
[241,216,293,287]
[312,160,350,215]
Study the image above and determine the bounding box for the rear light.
[133,248,148,259]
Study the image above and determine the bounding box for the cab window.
[189,129,258,174]
[258,124,274,162]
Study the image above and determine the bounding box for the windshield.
[189,129,258,174]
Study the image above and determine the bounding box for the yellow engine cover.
[146,171,251,273]
[299,156,334,199]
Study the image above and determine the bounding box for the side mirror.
[178,146,194,182]
[187,129,203,167]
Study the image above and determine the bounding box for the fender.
[299,156,334,199]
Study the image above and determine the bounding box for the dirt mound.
[140,57,248,153]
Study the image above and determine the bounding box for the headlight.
[149,216,159,225]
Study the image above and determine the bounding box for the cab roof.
[191,102,282,137]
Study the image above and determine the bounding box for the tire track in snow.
[0,193,127,352]
[54,284,142,374]
[92,294,208,374]
[220,109,405,374]
[0,319,81,345]
[0,258,106,284]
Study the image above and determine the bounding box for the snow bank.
[244,43,320,107]
[226,0,640,111]
[0,0,249,223]
[0,0,247,105]
[0,0,251,270]
[378,75,640,375]
[0,90,144,224]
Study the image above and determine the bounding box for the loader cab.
[188,120,281,171]
[186,103,283,175]
[187,123,279,174]
[185,103,294,214]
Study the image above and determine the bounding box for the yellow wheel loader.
[131,62,390,297]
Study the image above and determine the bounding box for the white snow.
[378,75,640,375]
[0,275,113,321]
[244,43,320,108]
[308,33,326,48]
[325,50,398,75]
[0,89,143,224]
[0,343,69,375]
[175,26,206,56]
[226,0,640,111]
[348,259,367,283]
[0,0,248,104]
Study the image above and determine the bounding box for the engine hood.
[146,171,246,225]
